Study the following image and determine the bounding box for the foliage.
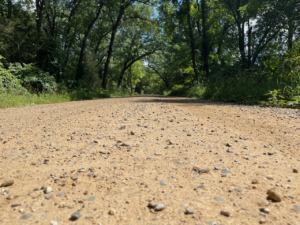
[1,54,57,93]
[169,84,206,98]
[0,55,27,94]
[69,86,110,100]
[13,63,58,93]
[0,92,71,108]
[1,0,300,109]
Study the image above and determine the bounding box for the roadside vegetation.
[0,0,299,108]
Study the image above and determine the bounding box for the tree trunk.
[236,0,246,68]
[7,0,12,19]
[75,3,103,81]
[185,0,198,81]
[17,43,20,63]
[63,0,82,52]
[117,60,129,87]
[287,18,294,51]
[247,18,252,68]
[102,5,125,89]
[75,36,87,80]
[117,50,157,87]
[130,65,133,93]
[36,0,45,42]
[149,66,170,88]
[217,22,229,55]
[201,0,209,75]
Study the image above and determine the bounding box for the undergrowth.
[0,90,134,109]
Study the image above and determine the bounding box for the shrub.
[0,55,27,94]
[12,63,57,93]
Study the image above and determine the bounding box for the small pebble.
[109,208,116,215]
[267,189,282,202]
[160,180,167,186]
[260,208,270,214]
[70,211,81,220]
[11,202,21,207]
[185,207,194,214]
[45,193,54,200]
[148,201,156,208]
[44,186,52,194]
[7,194,13,200]
[0,180,14,187]
[252,179,259,184]
[220,210,231,217]
[154,203,165,211]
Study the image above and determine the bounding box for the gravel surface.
[0,95,300,224]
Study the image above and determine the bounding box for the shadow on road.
[133,95,247,107]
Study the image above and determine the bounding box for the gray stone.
[71,211,81,220]
[88,196,96,201]
[146,157,154,160]
[292,205,300,212]
[221,169,232,174]
[78,168,85,172]
[199,168,210,173]
[185,207,194,214]
[12,151,21,153]
[56,192,64,197]
[214,196,226,202]
[160,180,167,186]
[45,193,54,200]
[198,184,205,189]
[214,166,219,170]
[235,188,243,193]
[20,214,34,220]
[226,148,233,153]
[206,222,217,225]
[121,142,132,147]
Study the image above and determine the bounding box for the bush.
[12,63,57,93]
[169,84,206,98]
[0,55,58,93]
[0,55,27,94]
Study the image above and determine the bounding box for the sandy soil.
[1,95,300,225]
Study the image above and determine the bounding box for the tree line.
[0,0,299,97]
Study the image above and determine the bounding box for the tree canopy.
[1,0,300,106]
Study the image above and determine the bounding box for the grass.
[110,91,134,98]
[167,74,300,108]
[0,92,71,108]
[0,89,135,109]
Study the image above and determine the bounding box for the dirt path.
[1,95,300,225]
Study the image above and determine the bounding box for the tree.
[102,0,156,89]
